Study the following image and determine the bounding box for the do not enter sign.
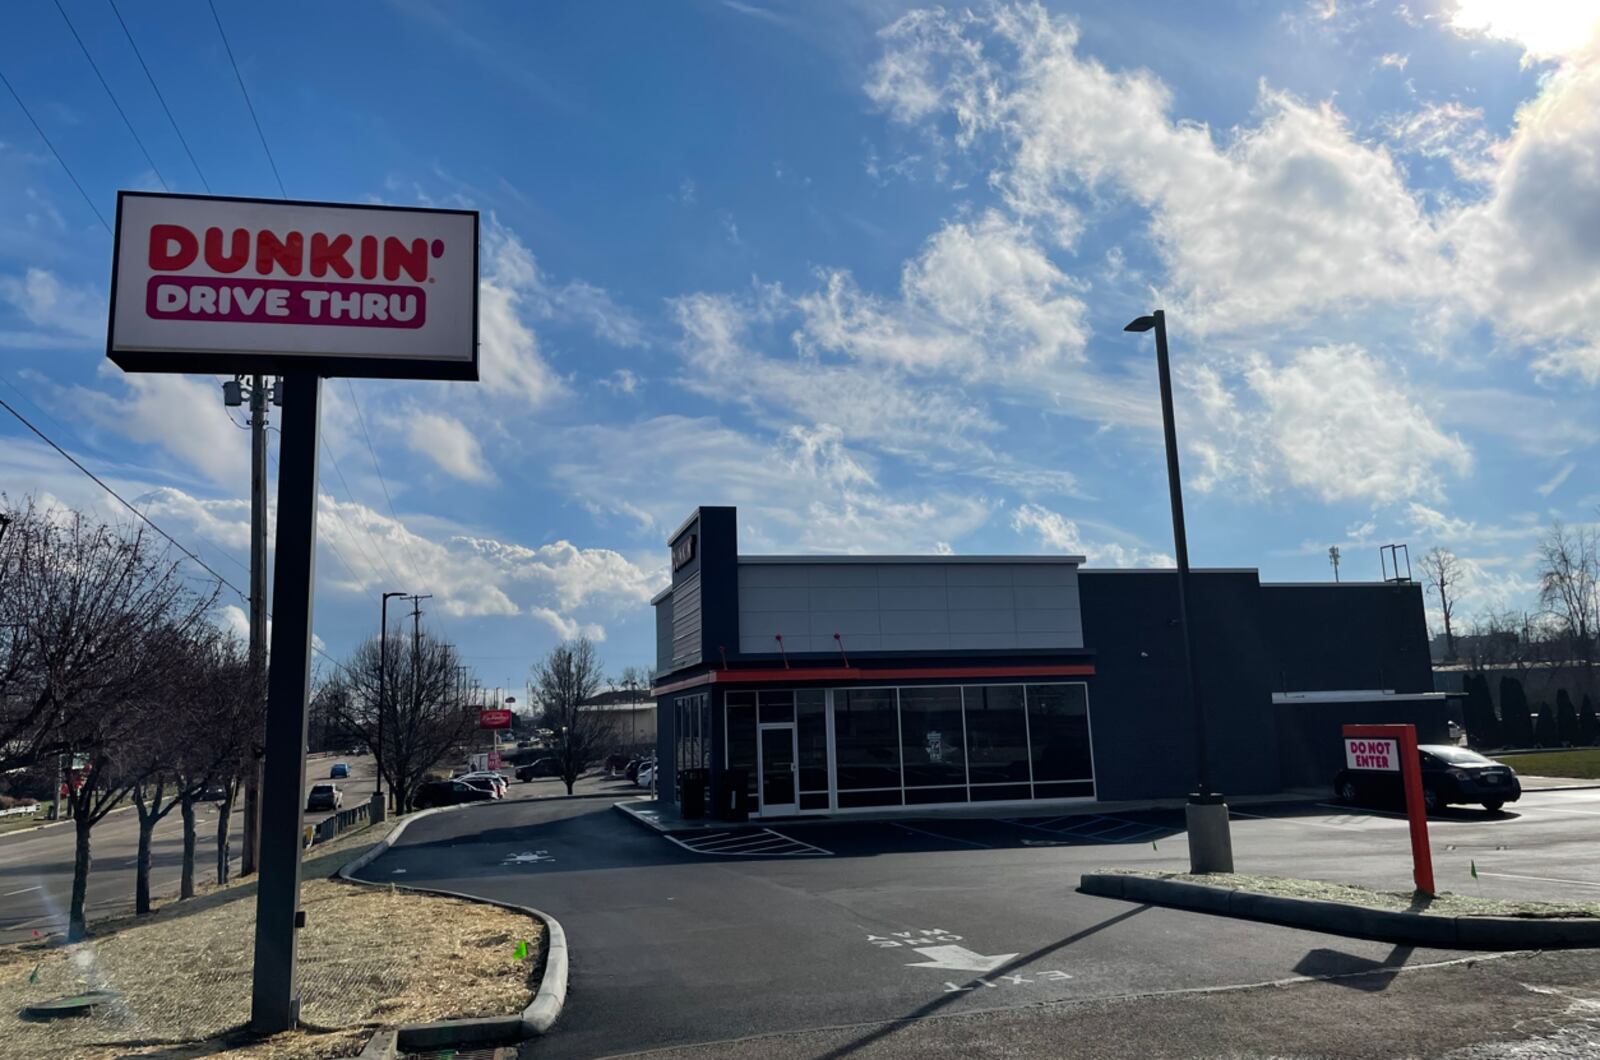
[1344,737,1398,771]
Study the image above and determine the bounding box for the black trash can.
[720,769,750,823]
[680,768,708,820]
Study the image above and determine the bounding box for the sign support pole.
[249,372,322,1034]
[1342,723,1435,896]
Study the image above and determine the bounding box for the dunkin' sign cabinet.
[108,191,478,380]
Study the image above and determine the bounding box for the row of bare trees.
[1422,519,1599,672]
[314,628,476,814]
[0,498,263,940]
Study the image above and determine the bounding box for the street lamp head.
[1124,315,1158,333]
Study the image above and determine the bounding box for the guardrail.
[305,799,372,847]
[0,804,41,819]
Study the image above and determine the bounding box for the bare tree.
[532,638,617,794]
[1421,547,1464,662]
[1538,521,1599,669]
[323,628,474,814]
[7,507,216,939]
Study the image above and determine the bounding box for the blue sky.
[1,0,1596,685]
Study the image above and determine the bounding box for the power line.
[0,393,247,601]
[105,0,211,192]
[0,66,111,233]
[344,378,424,583]
[205,0,286,198]
[319,436,403,588]
[52,0,168,190]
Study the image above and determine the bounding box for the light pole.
[377,591,407,812]
[1124,309,1233,873]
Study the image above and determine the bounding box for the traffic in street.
[0,751,377,943]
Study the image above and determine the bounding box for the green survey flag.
[513,939,529,961]
[1471,859,1478,880]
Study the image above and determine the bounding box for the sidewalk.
[615,789,1314,835]
[1517,774,1600,791]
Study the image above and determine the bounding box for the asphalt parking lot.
[354,788,1600,1059]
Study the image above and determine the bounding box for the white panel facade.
[737,561,1084,655]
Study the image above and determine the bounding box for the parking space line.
[764,829,833,856]
[665,827,832,857]
[893,822,990,849]
[1477,871,1600,890]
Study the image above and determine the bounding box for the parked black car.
[515,758,561,781]
[411,779,495,809]
[1335,744,1521,813]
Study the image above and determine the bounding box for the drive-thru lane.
[354,797,1524,1060]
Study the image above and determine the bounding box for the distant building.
[580,689,656,750]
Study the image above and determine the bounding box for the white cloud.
[0,268,103,345]
[600,368,641,394]
[548,414,995,554]
[1239,345,1471,503]
[530,607,607,642]
[404,410,495,483]
[1444,1,1600,63]
[1445,41,1600,366]
[1010,503,1173,567]
[477,225,569,406]
[1380,100,1494,180]
[136,477,658,638]
[73,372,250,487]
[1536,461,1576,497]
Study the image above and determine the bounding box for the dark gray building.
[652,506,1446,819]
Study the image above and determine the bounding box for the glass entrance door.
[757,724,798,817]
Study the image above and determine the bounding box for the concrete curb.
[336,806,570,1053]
[1079,873,1600,950]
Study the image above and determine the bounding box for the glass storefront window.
[722,681,1093,815]
[899,686,965,792]
[726,694,757,801]
[797,690,828,792]
[1027,684,1092,783]
[963,685,1030,785]
[834,688,901,791]
[758,690,794,724]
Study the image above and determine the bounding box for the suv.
[330,761,350,779]
[306,782,342,811]
[411,780,495,810]
[515,758,561,781]
[1335,744,1522,813]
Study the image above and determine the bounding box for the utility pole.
[1329,545,1342,583]
[404,593,432,743]
[377,591,407,817]
[224,375,275,877]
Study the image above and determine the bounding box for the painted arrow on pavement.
[905,945,1019,973]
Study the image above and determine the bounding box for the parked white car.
[457,771,508,797]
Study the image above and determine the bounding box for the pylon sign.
[107,192,478,380]
[104,189,480,1035]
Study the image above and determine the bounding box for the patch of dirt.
[0,822,543,1060]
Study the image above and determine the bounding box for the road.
[0,751,377,942]
[350,787,1600,1059]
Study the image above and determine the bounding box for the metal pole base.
[1185,796,1234,874]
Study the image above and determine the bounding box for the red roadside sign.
[479,708,513,730]
[1343,723,1435,895]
